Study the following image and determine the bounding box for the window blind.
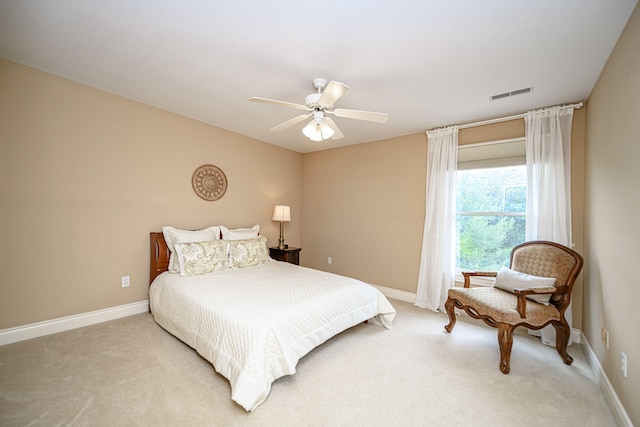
[457,138,525,170]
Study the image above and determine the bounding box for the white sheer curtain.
[415,126,458,312]
[524,105,575,345]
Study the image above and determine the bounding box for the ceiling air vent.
[491,87,533,101]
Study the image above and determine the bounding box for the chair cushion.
[447,286,560,327]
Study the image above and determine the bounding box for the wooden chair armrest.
[513,286,558,318]
[461,271,497,288]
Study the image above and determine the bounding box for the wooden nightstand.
[269,247,301,265]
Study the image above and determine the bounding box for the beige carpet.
[0,299,616,426]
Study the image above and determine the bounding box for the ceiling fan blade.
[270,114,312,132]
[333,108,389,123]
[249,97,308,110]
[324,117,344,140]
[318,81,349,108]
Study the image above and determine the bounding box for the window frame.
[454,137,526,286]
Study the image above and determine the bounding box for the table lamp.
[272,205,291,249]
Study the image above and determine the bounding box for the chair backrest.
[510,241,584,310]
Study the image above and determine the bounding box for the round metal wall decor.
[192,164,227,201]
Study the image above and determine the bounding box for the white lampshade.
[272,205,291,222]
[302,120,335,142]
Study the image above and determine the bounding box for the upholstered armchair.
[444,241,583,374]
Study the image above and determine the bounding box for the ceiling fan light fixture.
[302,120,335,141]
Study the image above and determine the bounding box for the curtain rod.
[451,102,584,130]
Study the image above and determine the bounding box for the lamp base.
[277,221,287,250]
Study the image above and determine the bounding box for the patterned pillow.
[174,240,230,276]
[162,226,221,273]
[493,266,556,305]
[228,236,271,268]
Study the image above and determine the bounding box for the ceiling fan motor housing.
[305,93,322,108]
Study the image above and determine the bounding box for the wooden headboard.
[150,232,170,285]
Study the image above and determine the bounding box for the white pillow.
[173,240,230,276]
[228,236,271,268]
[162,226,220,273]
[493,266,556,305]
[220,224,260,240]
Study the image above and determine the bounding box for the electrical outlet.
[121,276,130,288]
[621,352,628,378]
[327,257,332,265]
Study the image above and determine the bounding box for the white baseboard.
[0,300,150,346]
[581,332,633,427]
[572,329,580,344]
[527,327,582,345]
[373,284,416,303]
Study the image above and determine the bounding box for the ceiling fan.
[249,78,389,142]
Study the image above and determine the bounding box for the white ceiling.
[0,0,637,153]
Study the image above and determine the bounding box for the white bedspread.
[149,261,395,411]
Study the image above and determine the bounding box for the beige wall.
[302,111,586,329]
[0,59,303,329]
[301,133,427,292]
[584,4,640,425]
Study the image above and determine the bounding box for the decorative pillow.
[220,224,260,241]
[162,226,221,273]
[493,266,556,305]
[228,235,271,268]
[173,240,230,276]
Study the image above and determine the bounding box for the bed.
[148,231,396,411]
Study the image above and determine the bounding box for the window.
[455,138,526,279]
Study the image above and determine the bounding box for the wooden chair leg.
[444,297,457,333]
[497,323,515,374]
[552,320,574,365]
